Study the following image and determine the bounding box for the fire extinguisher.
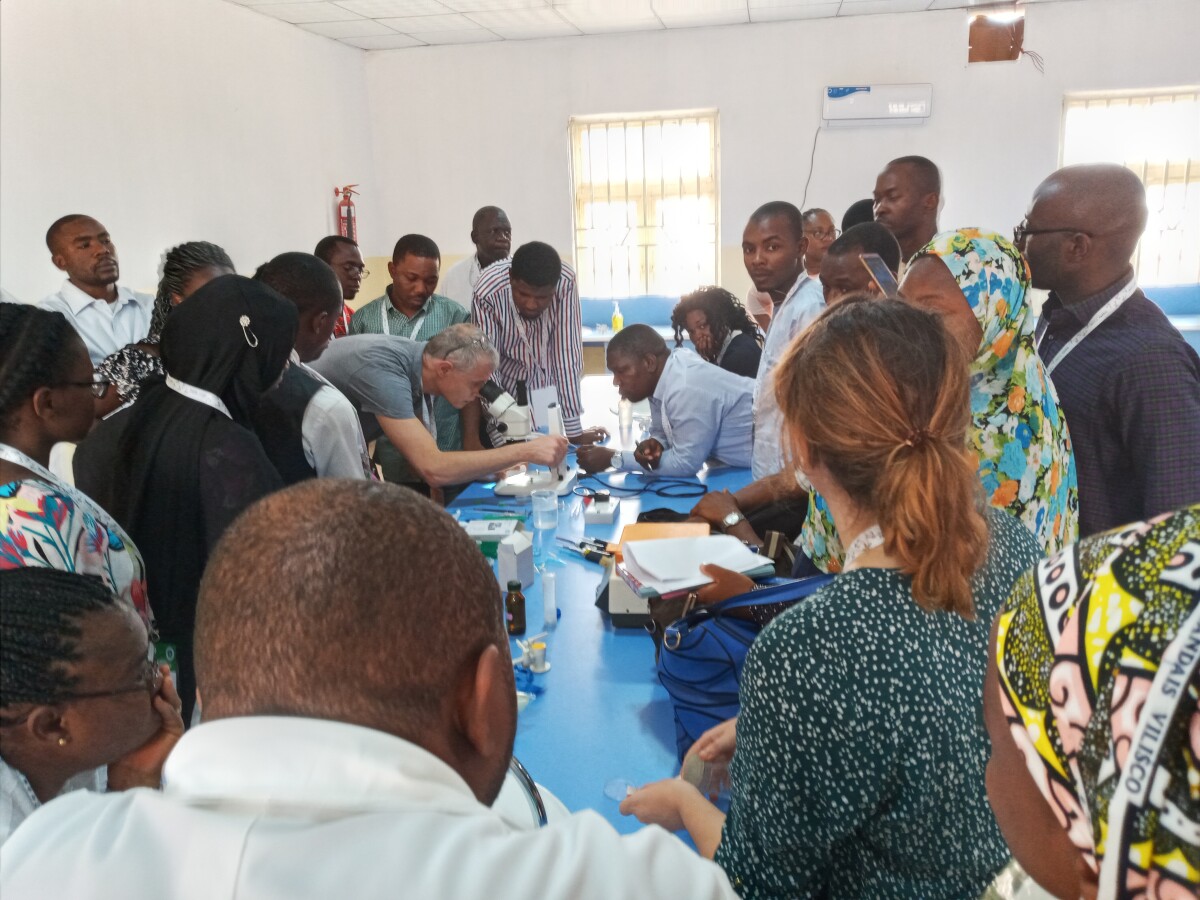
[335,184,359,243]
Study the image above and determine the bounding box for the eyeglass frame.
[1012,221,1097,244]
[55,653,163,702]
[804,227,841,242]
[0,643,162,728]
[49,377,111,398]
[338,262,370,279]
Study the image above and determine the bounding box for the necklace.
[844,524,884,569]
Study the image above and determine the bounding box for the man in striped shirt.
[468,242,607,447]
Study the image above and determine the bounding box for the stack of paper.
[618,534,774,599]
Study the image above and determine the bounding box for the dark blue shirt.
[1037,274,1200,536]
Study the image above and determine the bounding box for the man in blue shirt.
[39,215,153,365]
[1019,163,1200,535]
[577,325,754,477]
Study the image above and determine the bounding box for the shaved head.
[1032,163,1148,257]
[1020,164,1148,299]
[195,480,511,741]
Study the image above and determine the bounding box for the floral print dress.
[798,229,1079,572]
[0,479,151,621]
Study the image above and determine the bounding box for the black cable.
[799,125,823,209]
[575,473,708,499]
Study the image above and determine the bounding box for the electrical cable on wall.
[800,126,823,209]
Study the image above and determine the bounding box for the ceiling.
[222,0,1071,51]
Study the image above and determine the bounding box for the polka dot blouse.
[713,510,1041,899]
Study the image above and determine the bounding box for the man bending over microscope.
[311,324,567,495]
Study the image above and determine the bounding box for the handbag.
[656,573,834,761]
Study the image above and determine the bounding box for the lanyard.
[381,301,426,339]
[715,331,736,366]
[844,524,884,569]
[1097,598,1200,898]
[1041,279,1138,375]
[0,442,137,553]
[423,394,438,444]
[166,375,231,419]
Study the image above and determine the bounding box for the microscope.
[481,380,579,497]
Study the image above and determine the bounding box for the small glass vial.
[505,580,526,636]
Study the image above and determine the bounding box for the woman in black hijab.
[75,275,297,723]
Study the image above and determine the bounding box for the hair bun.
[903,428,933,448]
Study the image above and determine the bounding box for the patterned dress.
[714,511,1042,898]
[994,504,1200,897]
[96,342,163,405]
[0,479,151,621]
[799,229,1079,572]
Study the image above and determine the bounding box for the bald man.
[1018,163,1200,536]
[439,206,512,310]
[1,481,739,899]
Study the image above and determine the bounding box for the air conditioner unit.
[822,84,933,126]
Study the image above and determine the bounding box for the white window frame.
[568,110,720,298]
[1060,88,1200,285]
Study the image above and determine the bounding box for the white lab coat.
[0,716,738,900]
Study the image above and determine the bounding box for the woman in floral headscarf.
[797,228,1079,572]
[986,504,1200,899]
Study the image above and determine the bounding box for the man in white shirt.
[578,325,754,476]
[0,479,738,900]
[252,252,373,482]
[743,201,824,480]
[39,215,153,365]
[439,206,512,310]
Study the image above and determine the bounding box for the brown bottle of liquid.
[505,580,526,636]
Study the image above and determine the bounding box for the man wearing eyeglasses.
[440,206,513,311]
[800,208,839,279]
[314,235,368,339]
[1018,163,1200,536]
[311,323,567,493]
[39,215,154,366]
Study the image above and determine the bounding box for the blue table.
[450,463,751,832]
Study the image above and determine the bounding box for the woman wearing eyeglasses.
[0,568,183,846]
[0,303,151,622]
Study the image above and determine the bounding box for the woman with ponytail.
[622,299,1043,898]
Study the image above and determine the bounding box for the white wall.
[0,0,376,303]
[2,0,1195,304]
[364,0,1200,297]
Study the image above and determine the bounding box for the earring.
[58,737,67,747]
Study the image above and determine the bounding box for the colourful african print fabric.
[798,229,1079,573]
[0,479,151,621]
[995,504,1200,898]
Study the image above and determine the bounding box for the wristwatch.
[721,511,746,531]
[610,451,624,470]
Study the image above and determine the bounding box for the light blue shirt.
[40,280,154,366]
[619,348,754,476]
[751,273,824,479]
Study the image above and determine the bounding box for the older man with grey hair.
[311,323,567,491]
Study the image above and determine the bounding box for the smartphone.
[860,253,900,299]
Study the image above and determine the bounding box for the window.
[569,112,719,298]
[1061,90,1200,285]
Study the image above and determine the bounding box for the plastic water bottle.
[618,398,634,433]
[611,301,624,332]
